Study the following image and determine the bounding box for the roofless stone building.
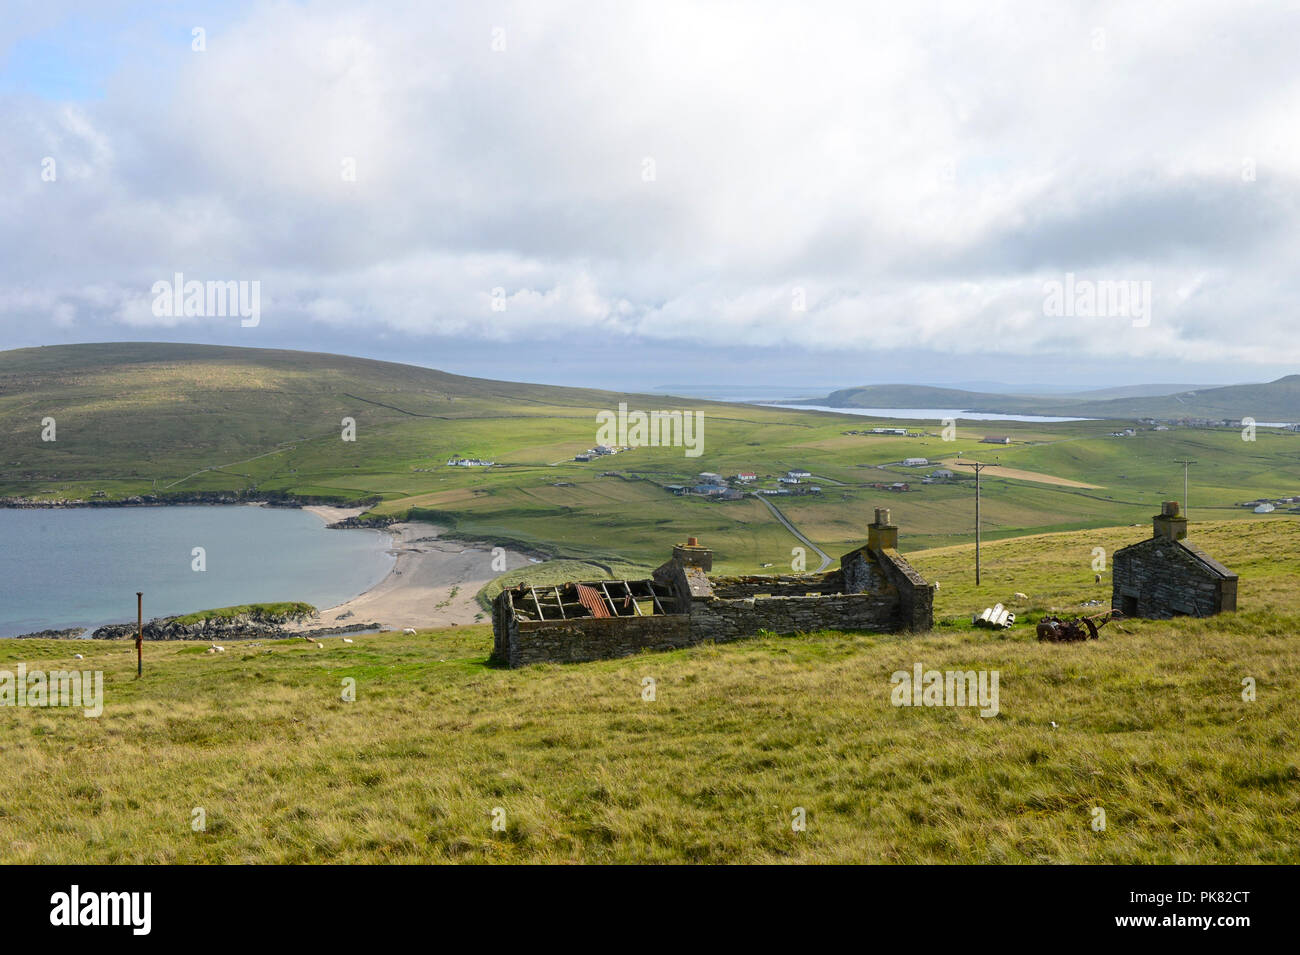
[1111,501,1238,619]
[491,508,934,667]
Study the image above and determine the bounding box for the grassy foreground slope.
[2,519,1295,864]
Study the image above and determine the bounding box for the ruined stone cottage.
[491,508,934,667]
[1111,501,1238,619]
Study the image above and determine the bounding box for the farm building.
[490,508,935,667]
[903,457,928,467]
[1111,501,1238,619]
[981,436,1012,445]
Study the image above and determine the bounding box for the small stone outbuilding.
[1111,501,1238,619]
[491,508,934,667]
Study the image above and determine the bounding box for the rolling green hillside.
[3,343,1299,572]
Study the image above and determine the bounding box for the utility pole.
[956,461,993,586]
[1174,459,1196,517]
[136,591,143,678]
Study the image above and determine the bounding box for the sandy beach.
[292,506,534,632]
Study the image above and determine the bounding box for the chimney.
[867,506,898,552]
[1153,500,1188,541]
[672,536,713,571]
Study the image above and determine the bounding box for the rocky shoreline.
[10,607,383,642]
[12,627,88,640]
[88,618,383,641]
[327,514,398,529]
[0,490,381,510]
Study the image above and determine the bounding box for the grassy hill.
[804,377,1300,421]
[798,383,1052,414]
[3,518,1295,864]
[4,343,1299,572]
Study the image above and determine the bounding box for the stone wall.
[688,592,899,644]
[841,549,890,595]
[494,529,937,667]
[492,598,692,667]
[875,549,935,631]
[708,570,845,598]
[842,547,933,631]
[1111,539,1236,619]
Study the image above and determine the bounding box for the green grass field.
[2,519,1296,864]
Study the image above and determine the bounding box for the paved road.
[755,495,832,572]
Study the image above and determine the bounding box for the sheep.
[402,627,417,635]
[1013,592,1028,601]
[342,637,354,644]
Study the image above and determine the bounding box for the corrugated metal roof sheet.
[574,583,613,618]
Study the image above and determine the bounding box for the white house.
[903,457,929,467]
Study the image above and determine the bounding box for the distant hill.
[794,384,1051,414]
[0,342,676,494]
[1054,383,1216,400]
[797,377,1300,421]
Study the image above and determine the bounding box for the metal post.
[974,468,981,586]
[1174,459,1196,518]
[956,461,991,586]
[136,591,143,677]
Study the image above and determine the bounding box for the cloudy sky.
[2,0,1297,394]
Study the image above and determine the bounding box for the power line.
[955,460,995,586]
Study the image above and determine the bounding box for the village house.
[491,508,934,667]
[1111,501,1238,619]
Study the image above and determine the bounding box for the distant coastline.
[0,490,381,510]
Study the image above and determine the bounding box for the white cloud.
[2,0,1299,374]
